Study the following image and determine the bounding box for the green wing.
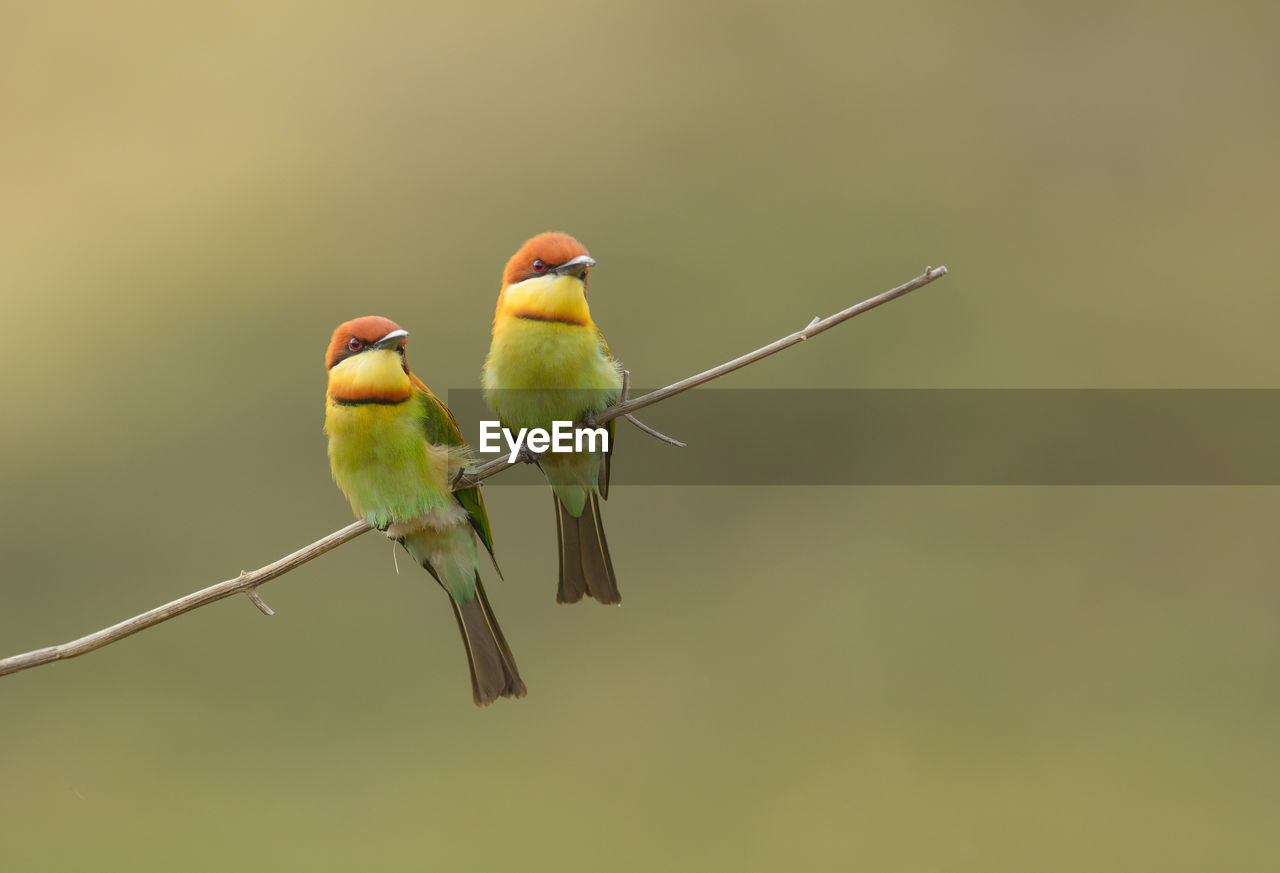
[595,329,619,500]
[413,378,498,562]
[598,417,615,500]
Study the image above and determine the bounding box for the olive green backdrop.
[2,1,1276,870]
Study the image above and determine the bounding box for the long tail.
[554,492,620,605]
[404,527,525,706]
[448,572,527,706]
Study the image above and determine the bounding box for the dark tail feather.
[555,493,620,605]
[449,573,527,706]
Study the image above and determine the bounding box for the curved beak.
[372,329,408,350]
[553,254,595,278]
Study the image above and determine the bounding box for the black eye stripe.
[328,337,369,369]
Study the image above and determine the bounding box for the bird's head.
[325,315,413,403]
[496,232,596,325]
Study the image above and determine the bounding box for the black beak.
[372,329,408,350]
[552,254,595,278]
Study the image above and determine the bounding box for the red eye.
[347,337,363,352]
[531,259,547,273]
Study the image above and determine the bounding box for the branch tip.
[245,588,275,616]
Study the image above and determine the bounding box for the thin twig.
[617,369,688,447]
[623,414,687,448]
[0,521,370,676]
[245,587,275,616]
[0,265,948,677]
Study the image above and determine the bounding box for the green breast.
[483,320,622,429]
[325,396,452,529]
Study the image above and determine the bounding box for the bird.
[324,315,525,706]
[482,232,625,605]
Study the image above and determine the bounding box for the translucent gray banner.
[447,390,1280,485]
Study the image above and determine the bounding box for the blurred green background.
[2,1,1277,870]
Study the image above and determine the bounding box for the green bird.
[325,315,525,706]
[482,232,625,605]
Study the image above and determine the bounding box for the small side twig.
[244,587,275,617]
[618,370,688,448]
[623,414,687,448]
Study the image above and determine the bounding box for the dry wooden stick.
[0,265,948,677]
[0,521,370,676]
[588,265,950,425]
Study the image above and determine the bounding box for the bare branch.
[589,265,948,425]
[0,521,370,676]
[0,265,948,677]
